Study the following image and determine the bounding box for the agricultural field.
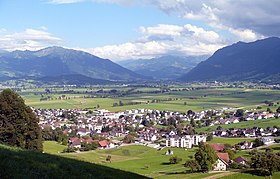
[43,141,280,178]
[19,85,280,113]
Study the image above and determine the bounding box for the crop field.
[43,142,280,178]
[20,86,280,113]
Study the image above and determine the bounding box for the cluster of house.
[208,111,279,127]
[68,137,121,149]
[213,127,278,138]
[34,106,279,152]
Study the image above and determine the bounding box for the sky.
[0,0,279,61]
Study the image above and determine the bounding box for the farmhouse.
[213,153,229,171]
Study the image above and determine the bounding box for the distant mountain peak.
[180,37,280,83]
[118,55,206,80]
[0,46,147,82]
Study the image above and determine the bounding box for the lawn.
[42,141,280,178]
[0,144,147,179]
[43,142,212,178]
[208,137,255,145]
[220,172,280,179]
[43,141,67,154]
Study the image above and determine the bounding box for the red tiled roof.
[98,140,109,147]
[210,143,225,152]
[217,153,229,163]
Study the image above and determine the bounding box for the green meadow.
[20,87,280,112]
[42,141,280,178]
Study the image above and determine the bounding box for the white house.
[213,153,229,171]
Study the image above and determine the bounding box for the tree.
[169,156,182,164]
[185,160,200,172]
[206,133,213,141]
[0,89,43,152]
[194,143,217,171]
[253,138,264,147]
[123,134,135,143]
[190,118,196,128]
[267,108,272,113]
[235,109,244,117]
[106,155,112,163]
[251,150,280,177]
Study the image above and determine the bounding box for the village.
[36,105,280,148]
[34,105,280,171]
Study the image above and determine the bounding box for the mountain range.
[181,37,280,83]
[0,47,145,83]
[118,55,206,80]
[0,37,279,84]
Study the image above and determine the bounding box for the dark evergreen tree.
[0,89,43,152]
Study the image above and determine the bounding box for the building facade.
[166,135,206,148]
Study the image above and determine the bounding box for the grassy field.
[0,144,147,179]
[21,87,280,112]
[41,142,280,178]
[43,141,67,154]
[196,118,280,133]
[208,137,255,146]
[220,172,280,179]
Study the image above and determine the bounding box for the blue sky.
[0,0,279,61]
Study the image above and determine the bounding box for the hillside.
[180,37,280,83]
[118,55,206,80]
[0,47,146,82]
[0,144,148,179]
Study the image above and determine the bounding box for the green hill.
[0,144,148,179]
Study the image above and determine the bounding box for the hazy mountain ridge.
[180,37,280,83]
[118,55,206,80]
[0,47,146,82]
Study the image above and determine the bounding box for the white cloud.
[184,24,220,43]
[228,28,264,42]
[85,41,168,60]
[0,28,7,33]
[83,23,225,60]
[47,0,85,4]
[0,28,63,51]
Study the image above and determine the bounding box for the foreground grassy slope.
[0,144,148,179]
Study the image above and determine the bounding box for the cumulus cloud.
[84,23,225,60]
[0,28,63,51]
[151,0,280,37]
[46,0,279,39]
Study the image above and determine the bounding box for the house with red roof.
[98,140,110,149]
[69,137,81,148]
[213,153,229,171]
[209,143,225,152]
